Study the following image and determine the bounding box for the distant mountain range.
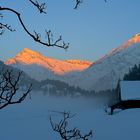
[5,48,92,81]
[4,33,140,93]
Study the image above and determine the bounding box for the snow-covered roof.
[120,81,140,100]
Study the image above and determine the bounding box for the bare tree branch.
[50,111,93,140]
[0,22,15,35]
[29,0,47,14]
[74,0,83,9]
[0,6,69,49]
[0,70,32,109]
[0,12,15,35]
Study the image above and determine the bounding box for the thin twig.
[29,0,47,14]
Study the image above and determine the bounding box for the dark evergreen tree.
[124,64,140,80]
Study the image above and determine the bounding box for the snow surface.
[0,91,140,140]
[121,81,140,100]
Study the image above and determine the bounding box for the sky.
[0,0,140,62]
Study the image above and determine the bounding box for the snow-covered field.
[0,92,140,140]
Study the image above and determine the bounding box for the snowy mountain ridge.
[68,34,140,91]
[108,33,140,55]
[5,48,92,81]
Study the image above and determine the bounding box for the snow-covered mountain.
[5,48,92,81]
[5,33,140,92]
[68,33,140,92]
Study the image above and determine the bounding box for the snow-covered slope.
[5,48,92,81]
[68,33,140,91]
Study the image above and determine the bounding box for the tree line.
[124,64,140,81]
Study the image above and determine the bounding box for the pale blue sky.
[1,0,140,61]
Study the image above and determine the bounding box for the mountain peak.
[122,33,140,47]
[22,47,30,52]
[5,48,92,76]
[19,48,35,54]
[106,33,140,56]
[5,48,44,65]
[133,33,140,37]
[16,48,41,58]
[21,48,37,54]
[129,33,140,43]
